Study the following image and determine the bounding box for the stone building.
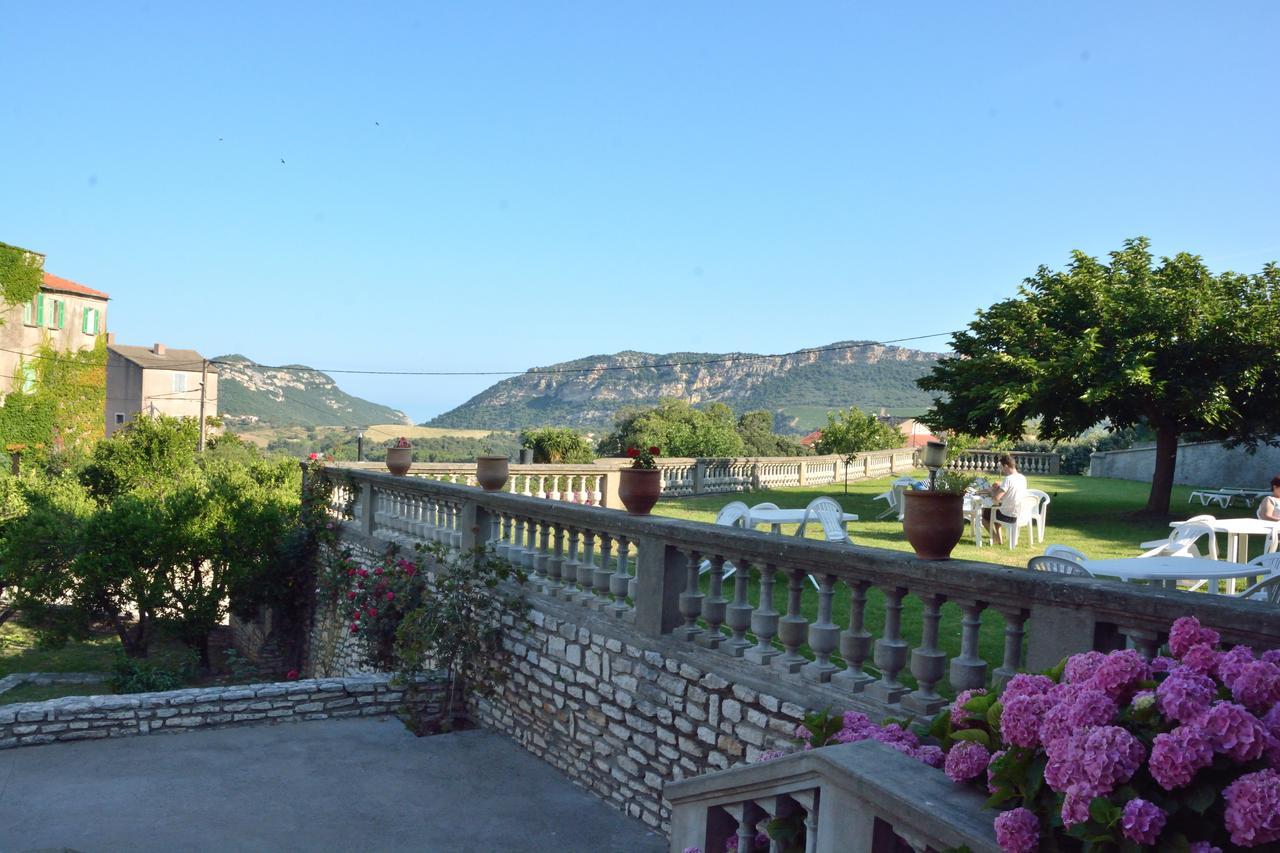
[0,247,109,399]
[105,343,219,437]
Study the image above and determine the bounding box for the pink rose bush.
[934,616,1280,850]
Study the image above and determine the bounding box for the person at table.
[1259,475,1280,521]
[980,454,1028,545]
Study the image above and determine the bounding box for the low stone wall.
[0,674,437,751]
[0,671,108,698]
[1089,439,1280,487]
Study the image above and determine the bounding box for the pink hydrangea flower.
[1002,672,1055,701]
[1223,768,1280,848]
[1078,725,1145,794]
[1181,643,1220,676]
[993,808,1039,853]
[915,745,945,768]
[1156,669,1216,724]
[1063,650,1107,684]
[1202,702,1268,763]
[1262,649,1280,667]
[1230,659,1280,712]
[1217,645,1256,688]
[1087,648,1150,702]
[1149,725,1214,790]
[1149,655,1176,673]
[944,740,990,783]
[1169,616,1220,658]
[1131,689,1156,712]
[1120,798,1167,845]
[950,688,987,727]
[1061,785,1093,828]
[1188,843,1222,853]
[1039,687,1116,748]
[1002,694,1052,749]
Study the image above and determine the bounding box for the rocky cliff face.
[215,355,411,427]
[428,341,943,431]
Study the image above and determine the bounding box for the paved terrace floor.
[0,718,666,852]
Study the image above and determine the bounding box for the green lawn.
[0,682,114,704]
[0,620,123,677]
[651,473,1235,694]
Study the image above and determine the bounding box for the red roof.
[42,271,109,300]
[799,430,823,447]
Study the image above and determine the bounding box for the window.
[82,307,100,335]
[115,412,126,425]
[20,364,36,394]
[46,298,65,329]
[21,300,34,326]
[172,373,187,393]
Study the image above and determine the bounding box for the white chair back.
[1237,555,1280,603]
[1044,544,1087,564]
[714,501,750,528]
[801,496,851,543]
[1028,555,1093,577]
[1139,520,1218,560]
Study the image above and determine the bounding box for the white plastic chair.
[874,478,920,520]
[796,497,853,544]
[1028,555,1094,577]
[1138,519,1219,560]
[1026,489,1051,544]
[700,502,749,579]
[1237,555,1280,603]
[746,502,779,532]
[998,494,1041,548]
[1044,544,1088,564]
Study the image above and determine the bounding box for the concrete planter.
[475,456,510,491]
[385,447,412,476]
[902,491,964,560]
[617,468,661,515]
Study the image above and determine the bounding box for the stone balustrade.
[665,739,999,853]
[319,467,1280,720]
[949,449,1060,475]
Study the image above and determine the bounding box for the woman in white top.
[982,454,1028,546]
[1257,475,1280,521]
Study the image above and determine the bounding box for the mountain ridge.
[427,341,943,431]
[214,354,411,428]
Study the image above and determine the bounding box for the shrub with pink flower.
[1223,768,1280,847]
[1169,615,1221,658]
[944,740,990,782]
[993,807,1038,853]
[1121,798,1166,845]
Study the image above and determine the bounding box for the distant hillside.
[427,341,942,432]
[215,355,411,428]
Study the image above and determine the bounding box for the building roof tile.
[42,271,109,300]
[108,344,217,373]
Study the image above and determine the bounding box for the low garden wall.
[0,674,439,750]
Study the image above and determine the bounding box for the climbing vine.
[0,242,43,307]
[0,338,107,460]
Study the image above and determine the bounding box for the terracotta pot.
[617,467,662,515]
[475,455,510,491]
[902,490,965,560]
[385,446,412,476]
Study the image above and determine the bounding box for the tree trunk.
[1144,426,1180,515]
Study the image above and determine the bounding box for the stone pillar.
[633,536,688,637]
[600,467,622,509]
[797,460,807,486]
[1025,603,1098,672]
[360,481,374,536]
[693,461,706,495]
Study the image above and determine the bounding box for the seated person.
[981,454,1028,545]
[1258,475,1280,521]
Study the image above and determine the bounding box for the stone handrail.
[665,739,998,853]
[949,450,1060,475]
[317,467,1280,723]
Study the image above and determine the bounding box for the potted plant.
[385,437,413,476]
[902,469,973,559]
[618,446,662,515]
[474,455,510,491]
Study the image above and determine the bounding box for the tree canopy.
[597,399,747,458]
[813,407,904,459]
[918,238,1280,513]
[520,426,595,463]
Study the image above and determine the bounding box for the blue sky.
[2,2,1277,422]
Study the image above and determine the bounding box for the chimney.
[153,343,166,356]
[106,332,116,345]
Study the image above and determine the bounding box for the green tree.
[814,407,903,458]
[737,410,810,456]
[918,238,1280,514]
[597,399,746,458]
[520,427,594,463]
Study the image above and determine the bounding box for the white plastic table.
[1082,556,1261,594]
[963,495,994,547]
[1169,517,1280,563]
[746,507,858,535]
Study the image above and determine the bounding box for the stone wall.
[307,532,877,834]
[1089,439,1280,487]
[0,675,438,751]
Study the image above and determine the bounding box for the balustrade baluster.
[590,475,602,506]
[867,586,910,703]
[559,527,579,600]
[549,476,561,502]
[949,600,989,691]
[903,593,948,714]
[544,523,565,591]
[510,516,527,565]
[701,555,728,649]
[993,607,1029,687]
[776,569,809,674]
[521,476,533,497]
[609,537,631,616]
[724,557,753,657]
[576,530,596,605]
[833,580,874,692]
[495,512,512,560]
[1119,626,1160,661]
[746,562,779,665]
[529,520,547,580]
[593,533,615,609]
[675,549,704,640]
[802,573,839,683]
[450,502,464,549]
[536,475,547,499]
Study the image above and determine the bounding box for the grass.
[650,473,1234,694]
[0,620,123,677]
[0,682,114,704]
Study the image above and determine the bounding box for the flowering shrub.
[626,445,660,469]
[937,616,1280,850]
[389,436,412,449]
[344,546,431,670]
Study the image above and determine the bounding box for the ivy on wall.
[0,242,44,307]
[0,338,107,458]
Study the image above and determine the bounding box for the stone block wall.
[307,532,868,834]
[0,675,438,751]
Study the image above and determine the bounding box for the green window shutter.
[35,294,44,325]
[22,302,31,325]
[57,301,65,329]
[92,309,99,334]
